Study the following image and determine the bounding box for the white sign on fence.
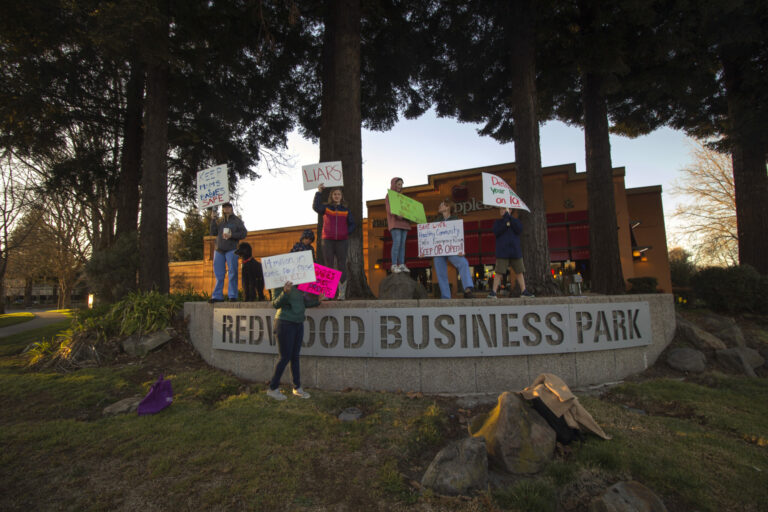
[417,219,465,258]
[211,301,653,357]
[262,250,316,290]
[481,172,530,211]
[197,164,229,209]
[301,161,343,190]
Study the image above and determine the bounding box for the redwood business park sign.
[212,302,651,357]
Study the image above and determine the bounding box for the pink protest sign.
[297,263,342,297]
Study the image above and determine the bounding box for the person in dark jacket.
[490,208,534,298]
[265,281,325,401]
[290,229,316,261]
[234,242,265,301]
[209,202,247,302]
[313,184,356,300]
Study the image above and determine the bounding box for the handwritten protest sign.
[197,164,229,209]
[481,172,530,211]
[297,263,341,297]
[262,250,316,290]
[387,189,427,224]
[417,219,465,258]
[302,161,343,190]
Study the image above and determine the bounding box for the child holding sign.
[490,208,534,298]
[313,184,356,300]
[386,177,411,273]
[434,199,475,299]
[266,281,325,401]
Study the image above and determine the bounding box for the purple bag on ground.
[137,375,173,415]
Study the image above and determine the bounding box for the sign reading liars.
[211,301,652,358]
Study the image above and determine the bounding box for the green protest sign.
[387,189,427,224]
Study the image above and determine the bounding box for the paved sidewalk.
[0,311,71,338]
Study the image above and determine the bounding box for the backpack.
[531,397,583,445]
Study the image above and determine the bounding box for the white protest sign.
[302,161,343,190]
[481,172,530,211]
[262,250,316,290]
[417,219,465,258]
[197,164,229,209]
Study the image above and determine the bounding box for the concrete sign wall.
[212,301,651,358]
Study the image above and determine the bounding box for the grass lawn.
[1,320,766,511]
[0,312,35,328]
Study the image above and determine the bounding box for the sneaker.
[488,291,497,298]
[521,289,535,297]
[391,265,401,274]
[399,264,409,272]
[266,388,287,401]
[463,288,474,299]
[292,387,311,399]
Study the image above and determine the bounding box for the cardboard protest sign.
[197,164,229,209]
[417,219,465,258]
[297,263,342,297]
[481,172,530,211]
[302,161,343,190]
[387,189,427,224]
[262,250,316,290]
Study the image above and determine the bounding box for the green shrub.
[691,265,767,314]
[627,277,658,294]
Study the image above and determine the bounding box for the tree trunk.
[316,13,336,265]
[138,24,170,293]
[583,72,626,294]
[0,277,5,314]
[721,52,768,275]
[319,0,373,298]
[116,57,144,240]
[508,0,558,296]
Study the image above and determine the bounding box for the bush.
[627,277,658,294]
[691,265,768,314]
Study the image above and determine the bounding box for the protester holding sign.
[290,229,316,262]
[490,208,534,298]
[209,202,247,302]
[386,177,411,273]
[266,281,325,401]
[433,199,475,299]
[313,184,356,300]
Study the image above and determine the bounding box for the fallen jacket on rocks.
[210,214,247,253]
[313,192,356,240]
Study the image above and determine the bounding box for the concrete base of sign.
[184,294,675,393]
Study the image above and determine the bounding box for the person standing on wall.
[313,184,356,300]
[386,177,411,273]
[209,202,247,303]
[433,198,475,299]
[490,207,535,298]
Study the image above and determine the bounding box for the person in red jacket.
[313,184,356,299]
[385,177,411,274]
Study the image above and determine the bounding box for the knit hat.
[300,229,315,243]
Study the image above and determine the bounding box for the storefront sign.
[297,263,341,297]
[212,301,651,357]
[197,164,229,209]
[417,219,465,257]
[262,250,316,289]
[301,161,343,190]
[481,172,530,211]
[387,190,427,224]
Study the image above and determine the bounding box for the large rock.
[378,273,428,300]
[696,314,745,347]
[666,347,706,373]
[103,396,142,416]
[675,315,727,350]
[468,391,556,474]
[122,328,174,357]
[421,437,489,495]
[589,480,667,512]
[716,347,765,377]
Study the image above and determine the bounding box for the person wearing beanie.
[291,229,316,262]
[313,183,356,300]
[385,177,411,274]
[209,202,247,302]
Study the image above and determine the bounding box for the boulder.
[378,273,428,300]
[421,437,488,495]
[468,391,556,474]
[122,328,174,357]
[675,315,726,350]
[103,396,142,416]
[716,347,765,377]
[666,347,706,373]
[338,407,363,422]
[589,480,667,512]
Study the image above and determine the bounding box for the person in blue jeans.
[433,199,475,299]
[209,202,247,302]
[266,281,325,401]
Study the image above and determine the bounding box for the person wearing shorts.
[490,208,534,298]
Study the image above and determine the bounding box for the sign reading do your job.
[212,301,652,358]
